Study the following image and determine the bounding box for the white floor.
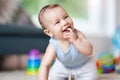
[0,70,120,80]
[0,70,37,80]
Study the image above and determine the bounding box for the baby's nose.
[61,20,68,26]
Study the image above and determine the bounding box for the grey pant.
[48,57,98,80]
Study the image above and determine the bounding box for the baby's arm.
[38,43,56,80]
[73,30,93,56]
[64,28,93,56]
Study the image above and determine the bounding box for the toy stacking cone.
[26,49,41,75]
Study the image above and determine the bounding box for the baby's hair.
[38,4,62,29]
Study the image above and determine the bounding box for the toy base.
[26,70,38,75]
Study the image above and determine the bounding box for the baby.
[38,4,97,80]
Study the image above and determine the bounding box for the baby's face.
[42,6,74,39]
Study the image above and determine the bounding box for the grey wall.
[116,0,120,27]
[87,35,112,57]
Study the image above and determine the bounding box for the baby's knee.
[87,73,98,80]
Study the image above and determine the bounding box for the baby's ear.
[44,29,53,37]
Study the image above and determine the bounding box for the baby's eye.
[55,21,60,25]
[64,15,69,19]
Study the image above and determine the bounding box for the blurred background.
[0,0,120,79]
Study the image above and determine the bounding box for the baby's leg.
[76,72,97,80]
[48,59,69,80]
[75,57,98,80]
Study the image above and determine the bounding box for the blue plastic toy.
[112,29,120,73]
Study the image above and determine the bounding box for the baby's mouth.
[63,26,71,33]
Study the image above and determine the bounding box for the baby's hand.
[63,28,78,43]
